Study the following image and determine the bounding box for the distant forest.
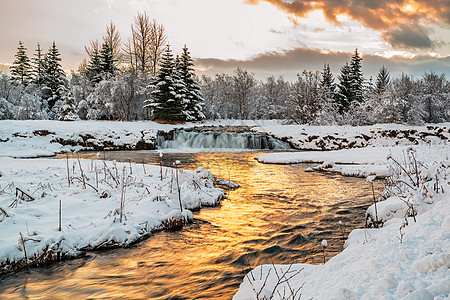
[1,12,449,125]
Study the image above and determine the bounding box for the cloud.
[245,0,450,50]
[382,24,433,49]
[194,47,450,80]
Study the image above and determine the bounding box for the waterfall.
[158,130,290,150]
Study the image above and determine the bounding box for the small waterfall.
[158,130,290,150]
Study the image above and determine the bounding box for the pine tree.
[86,48,103,83]
[349,48,364,103]
[317,63,338,124]
[43,41,67,109]
[86,43,116,83]
[337,62,352,113]
[144,44,185,121]
[320,63,336,101]
[178,45,205,121]
[375,65,390,95]
[10,41,32,85]
[174,54,188,107]
[31,43,45,85]
[99,43,116,75]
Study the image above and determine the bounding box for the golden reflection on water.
[1,151,383,299]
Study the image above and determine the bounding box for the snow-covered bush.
[0,98,14,120]
[366,148,448,227]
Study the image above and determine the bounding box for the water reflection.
[0,151,382,299]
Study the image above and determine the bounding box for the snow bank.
[255,122,449,179]
[252,123,450,151]
[234,160,450,299]
[0,120,183,158]
[0,158,224,276]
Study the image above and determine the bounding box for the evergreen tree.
[178,45,205,121]
[144,44,185,121]
[349,48,364,103]
[320,63,336,101]
[174,54,188,105]
[99,43,116,75]
[375,65,390,95]
[86,48,103,83]
[317,63,338,124]
[86,43,116,83]
[10,41,32,85]
[43,41,67,109]
[337,62,352,112]
[31,43,45,85]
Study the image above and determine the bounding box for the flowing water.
[157,130,291,150]
[0,150,382,299]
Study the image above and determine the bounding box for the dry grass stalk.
[120,167,126,223]
[15,187,34,201]
[66,155,70,187]
[174,161,182,212]
[76,156,86,189]
[58,200,62,231]
[19,232,28,263]
[0,206,9,217]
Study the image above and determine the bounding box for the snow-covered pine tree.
[317,63,338,124]
[337,62,352,113]
[31,43,45,85]
[10,41,32,86]
[178,45,205,121]
[174,54,188,113]
[58,91,79,121]
[99,43,116,76]
[43,41,67,109]
[375,65,390,95]
[320,63,336,99]
[86,48,103,83]
[144,44,185,122]
[349,48,364,104]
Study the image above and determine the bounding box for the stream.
[0,150,382,299]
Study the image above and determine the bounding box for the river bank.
[1,120,449,299]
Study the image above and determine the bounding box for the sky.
[0,0,450,81]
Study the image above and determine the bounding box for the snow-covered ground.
[235,123,450,300]
[0,120,178,158]
[0,157,224,276]
[252,123,450,151]
[0,120,231,276]
[1,120,449,299]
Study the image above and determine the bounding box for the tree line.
[200,49,450,125]
[1,12,204,122]
[1,15,449,125]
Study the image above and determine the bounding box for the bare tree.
[103,21,122,64]
[84,40,100,59]
[287,70,321,124]
[149,20,167,76]
[131,12,153,74]
[130,12,167,75]
[122,37,137,73]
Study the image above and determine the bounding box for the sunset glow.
[0,0,449,78]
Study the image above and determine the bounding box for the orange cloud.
[245,0,449,49]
